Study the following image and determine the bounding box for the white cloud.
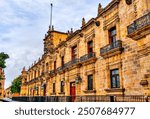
[0,0,111,88]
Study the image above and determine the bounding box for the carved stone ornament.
[126,0,132,5]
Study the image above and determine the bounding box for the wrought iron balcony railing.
[127,12,150,39]
[71,58,79,65]
[63,61,71,70]
[80,52,96,62]
[56,66,63,73]
[56,58,79,73]
[100,40,123,57]
[49,55,95,75]
[50,70,55,76]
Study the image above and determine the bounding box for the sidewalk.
[0,98,18,102]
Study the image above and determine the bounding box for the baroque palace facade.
[20,0,150,98]
[0,67,5,98]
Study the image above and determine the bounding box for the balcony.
[62,61,71,71]
[100,40,123,58]
[49,70,55,77]
[56,58,79,73]
[127,12,150,40]
[56,66,64,74]
[79,52,96,65]
[68,58,79,70]
[71,58,79,65]
[49,54,96,75]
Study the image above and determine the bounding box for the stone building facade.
[0,67,5,98]
[4,86,12,98]
[20,0,150,98]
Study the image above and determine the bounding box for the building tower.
[0,67,5,98]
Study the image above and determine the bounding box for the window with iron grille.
[87,74,93,90]
[110,69,120,88]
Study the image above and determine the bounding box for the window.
[87,41,93,54]
[72,45,77,60]
[34,70,36,78]
[110,69,120,88]
[60,81,64,93]
[0,83,2,89]
[38,70,40,76]
[36,87,39,95]
[42,64,45,73]
[109,27,116,43]
[25,78,27,83]
[46,63,49,73]
[87,75,93,90]
[53,83,56,93]
[54,61,56,71]
[61,56,64,67]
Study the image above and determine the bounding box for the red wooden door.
[70,82,76,102]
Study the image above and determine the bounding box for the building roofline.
[96,0,120,18]
[81,18,95,30]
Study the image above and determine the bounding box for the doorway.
[70,82,76,102]
[43,84,46,96]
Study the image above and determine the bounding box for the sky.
[0,0,111,89]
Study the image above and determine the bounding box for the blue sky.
[0,0,111,88]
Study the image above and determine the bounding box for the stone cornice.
[97,0,120,18]
[67,30,81,41]
[81,18,95,30]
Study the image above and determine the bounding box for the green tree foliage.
[0,52,9,68]
[11,76,21,94]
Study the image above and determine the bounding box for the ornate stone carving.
[44,39,54,54]
[97,3,103,16]
[82,18,86,26]
[84,29,95,42]
[103,13,119,30]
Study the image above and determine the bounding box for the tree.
[0,52,9,80]
[0,52,9,68]
[11,76,21,94]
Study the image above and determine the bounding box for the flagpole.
[50,3,53,30]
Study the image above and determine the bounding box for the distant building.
[4,86,12,98]
[19,0,150,100]
[0,67,5,98]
